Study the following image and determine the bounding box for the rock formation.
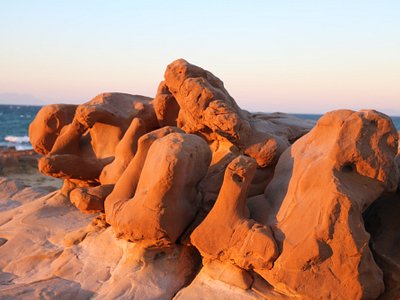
[105,131,211,248]
[154,59,314,211]
[250,109,399,299]
[155,59,290,168]
[191,156,278,272]
[29,93,157,212]
[17,59,400,299]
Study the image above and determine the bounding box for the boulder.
[191,156,278,272]
[251,110,398,299]
[29,93,159,213]
[155,59,290,168]
[22,58,400,298]
[155,59,314,205]
[153,81,180,127]
[105,132,211,248]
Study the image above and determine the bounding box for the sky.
[0,0,399,115]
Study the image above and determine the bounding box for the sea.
[0,104,399,151]
[0,105,41,150]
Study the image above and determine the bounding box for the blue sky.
[0,0,399,115]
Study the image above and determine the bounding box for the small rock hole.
[341,163,355,173]
[154,251,166,260]
[369,119,378,126]
[0,238,8,247]
[232,173,243,183]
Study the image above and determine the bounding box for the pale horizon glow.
[1,1,399,115]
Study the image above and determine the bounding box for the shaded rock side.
[364,191,400,300]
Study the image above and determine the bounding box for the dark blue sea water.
[0,105,41,150]
[0,105,399,151]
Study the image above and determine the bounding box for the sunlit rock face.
[251,109,398,299]
[6,59,397,299]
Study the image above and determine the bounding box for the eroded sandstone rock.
[24,59,400,299]
[29,93,157,212]
[251,110,399,299]
[105,132,211,248]
[191,156,278,272]
[155,59,291,169]
[154,59,313,210]
[153,81,180,127]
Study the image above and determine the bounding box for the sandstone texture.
[105,132,211,248]
[250,110,399,299]
[0,59,397,299]
[0,188,199,299]
[29,93,157,213]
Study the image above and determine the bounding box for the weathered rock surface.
[251,110,399,299]
[153,81,180,127]
[0,177,56,212]
[174,268,263,300]
[364,191,400,300]
[29,93,157,213]
[199,112,315,203]
[105,132,211,248]
[0,177,26,199]
[30,60,314,216]
[191,156,278,272]
[19,59,400,299]
[0,189,200,299]
[154,59,314,218]
[155,59,292,169]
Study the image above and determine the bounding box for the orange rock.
[200,140,240,204]
[29,104,77,155]
[29,93,158,212]
[154,60,314,224]
[105,126,183,206]
[70,117,147,213]
[70,184,114,214]
[99,118,146,185]
[30,93,156,179]
[250,112,315,144]
[23,59,400,298]
[156,59,291,169]
[252,110,398,299]
[162,59,250,144]
[105,132,211,248]
[153,81,180,127]
[191,155,278,272]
